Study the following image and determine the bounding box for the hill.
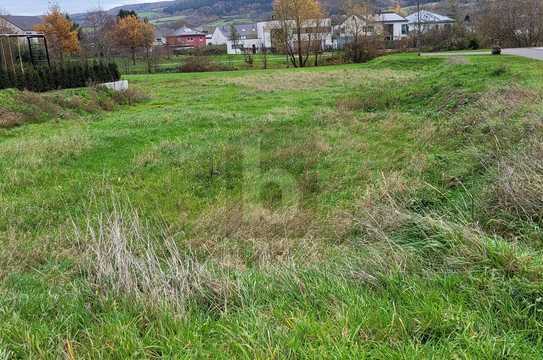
[1,53,543,357]
[74,0,475,28]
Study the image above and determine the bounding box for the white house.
[210,24,262,54]
[209,27,229,45]
[375,12,409,41]
[406,10,455,33]
[333,12,408,48]
[0,15,43,35]
[257,18,334,52]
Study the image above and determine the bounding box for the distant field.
[115,53,340,74]
[150,15,187,25]
[1,54,543,357]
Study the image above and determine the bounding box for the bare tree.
[273,0,326,68]
[229,24,241,54]
[478,0,543,48]
[84,9,116,60]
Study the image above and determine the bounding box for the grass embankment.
[1,54,543,357]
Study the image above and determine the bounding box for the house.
[211,24,261,54]
[406,11,455,33]
[333,12,408,48]
[165,27,206,49]
[257,18,334,53]
[376,12,409,41]
[209,27,229,46]
[0,15,43,35]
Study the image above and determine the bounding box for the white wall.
[392,22,408,39]
[256,19,333,50]
[226,38,261,54]
[209,27,228,45]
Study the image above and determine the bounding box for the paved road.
[421,48,543,61]
[502,48,543,61]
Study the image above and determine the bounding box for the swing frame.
[0,33,51,71]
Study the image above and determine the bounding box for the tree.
[34,7,80,63]
[478,0,543,47]
[84,9,117,59]
[229,24,241,53]
[113,15,155,65]
[118,9,138,19]
[341,0,376,41]
[339,0,381,63]
[273,0,326,67]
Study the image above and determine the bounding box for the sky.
[0,0,166,16]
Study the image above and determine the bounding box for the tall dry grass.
[487,141,543,223]
[75,207,239,314]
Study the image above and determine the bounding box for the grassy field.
[115,53,339,74]
[1,54,543,358]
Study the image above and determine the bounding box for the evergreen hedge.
[0,62,121,92]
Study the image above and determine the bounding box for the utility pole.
[416,0,421,55]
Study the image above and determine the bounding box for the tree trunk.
[296,21,303,67]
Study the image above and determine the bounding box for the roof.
[406,11,454,24]
[1,15,43,31]
[376,12,407,23]
[219,24,258,39]
[169,27,205,37]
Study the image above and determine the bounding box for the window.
[363,26,374,33]
[401,24,409,35]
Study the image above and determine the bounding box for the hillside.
[76,0,475,28]
[1,54,543,357]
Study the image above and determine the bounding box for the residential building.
[0,15,43,35]
[376,12,409,40]
[211,24,261,54]
[406,11,455,33]
[257,18,334,53]
[333,12,408,48]
[165,27,206,49]
[209,27,229,45]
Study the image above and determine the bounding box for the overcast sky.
[0,0,165,15]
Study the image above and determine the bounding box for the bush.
[344,36,382,64]
[174,45,227,56]
[420,26,482,52]
[179,56,233,73]
[0,62,121,93]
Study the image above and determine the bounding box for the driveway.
[502,48,543,61]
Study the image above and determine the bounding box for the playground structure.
[0,33,50,74]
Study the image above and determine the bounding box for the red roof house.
[165,27,206,48]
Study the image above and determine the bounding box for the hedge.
[0,62,121,92]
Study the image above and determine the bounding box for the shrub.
[179,56,233,73]
[344,36,382,64]
[0,62,121,92]
[174,45,227,56]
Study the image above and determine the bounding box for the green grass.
[1,54,543,358]
[115,53,339,74]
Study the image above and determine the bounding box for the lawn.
[115,53,339,74]
[1,54,543,358]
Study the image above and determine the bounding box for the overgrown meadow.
[1,54,543,358]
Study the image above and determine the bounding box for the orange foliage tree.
[34,7,80,62]
[113,15,155,65]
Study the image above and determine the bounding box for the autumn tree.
[113,15,155,65]
[34,7,80,62]
[273,0,326,67]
